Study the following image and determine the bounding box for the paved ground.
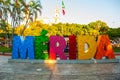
[0,56,120,80]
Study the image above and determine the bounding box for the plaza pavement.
[0,56,120,80]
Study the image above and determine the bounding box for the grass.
[113,47,120,52]
[0,46,12,53]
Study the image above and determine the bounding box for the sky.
[39,0,120,28]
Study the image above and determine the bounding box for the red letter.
[69,35,76,59]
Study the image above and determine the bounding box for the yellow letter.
[77,35,97,60]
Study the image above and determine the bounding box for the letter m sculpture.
[12,36,34,59]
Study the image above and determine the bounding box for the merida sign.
[12,30,115,60]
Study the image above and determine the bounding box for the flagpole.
[61,0,65,36]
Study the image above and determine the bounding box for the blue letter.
[12,36,34,59]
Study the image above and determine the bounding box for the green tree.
[107,28,120,40]
[88,20,109,34]
[0,0,12,47]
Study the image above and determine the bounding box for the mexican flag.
[62,0,65,15]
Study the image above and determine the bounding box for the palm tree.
[10,0,27,38]
[20,0,42,35]
[1,0,42,38]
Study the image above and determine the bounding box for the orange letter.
[95,35,115,59]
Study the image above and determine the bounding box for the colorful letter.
[77,35,97,60]
[69,35,76,59]
[95,35,115,59]
[12,36,34,59]
[49,36,67,60]
[35,30,49,59]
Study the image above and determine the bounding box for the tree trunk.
[20,17,29,36]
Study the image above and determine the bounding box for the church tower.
[53,6,59,23]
